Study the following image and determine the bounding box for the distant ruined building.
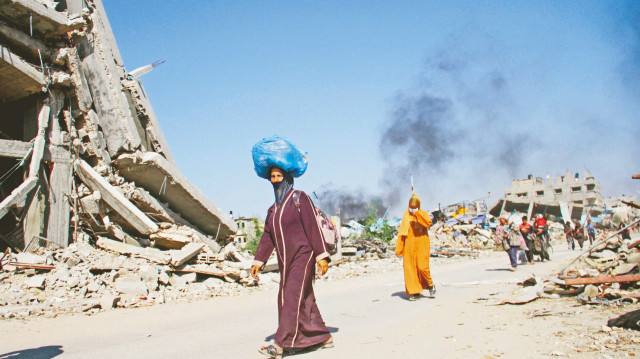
[490,170,603,221]
[0,0,236,251]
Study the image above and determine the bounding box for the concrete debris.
[0,237,263,318]
[0,0,235,259]
[341,238,389,260]
[482,227,640,321]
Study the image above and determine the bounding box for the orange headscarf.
[398,193,424,238]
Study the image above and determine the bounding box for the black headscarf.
[272,168,294,205]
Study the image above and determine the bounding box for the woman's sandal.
[320,342,335,349]
[258,345,283,359]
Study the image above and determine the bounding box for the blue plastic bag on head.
[252,135,308,179]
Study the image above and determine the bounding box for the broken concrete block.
[75,159,158,235]
[203,277,224,290]
[179,272,197,284]
[168,275,187,290]
[99,295,120,310]
[114,152,237,239]
[169,242,204,267]
[86,281,101,293]
[583,285,600,298]
[151,231,191,250]
[158,271,170,285]
[66,276,80,288]
[114,276,148,296]
[625,253,640,265]
[611,263,638,276]
[139,265,158,283]
[15,253,46,264]
[79,191,103,214]
[25,275,46,289]
[96,237,170,265]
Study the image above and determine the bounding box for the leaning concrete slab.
[114,152,237,240]
[0,139,71,163]
[0,176,38,220]
[0,45,46,101]
[75,159,159,235]
[0,0,82,37]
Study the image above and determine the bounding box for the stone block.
[168,275,187,290]
[86,281,101,293]
[25,275,45,289]
[158,271,170,285]
[99,295,121,310]
[115,276,148,296]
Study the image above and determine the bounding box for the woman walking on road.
[250,166,334,359]
[395,193,436,301]
[496,217,520,271]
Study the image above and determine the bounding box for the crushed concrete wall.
[0,0,236,253]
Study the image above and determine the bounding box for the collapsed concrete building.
[490,170,603,221]
[0,0,236,252]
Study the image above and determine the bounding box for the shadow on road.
[391,291,410,300]
[485,268,513,272]
[0,345,63,359]
[264,326,339,341]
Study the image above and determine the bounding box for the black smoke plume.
[314,186,386,220]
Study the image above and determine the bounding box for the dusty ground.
[0,242,638,359]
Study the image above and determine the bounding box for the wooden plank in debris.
[75,159,158,235]
[5,262,55,271]
[96,237,169,265]
[0,177,38,220]
[628,240,640,250]
[170,243,204,267]
[563,274,640,286]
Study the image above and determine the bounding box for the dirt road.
[1,245,637,358]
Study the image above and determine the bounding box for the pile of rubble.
[341,237,390,259]
[0,0,247,319]
[0,240,258,319]
[480,225,639,307]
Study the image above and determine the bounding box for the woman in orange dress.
[395,193,435,301]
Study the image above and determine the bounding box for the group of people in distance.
[495,214,551,270]
[564,218,596,250]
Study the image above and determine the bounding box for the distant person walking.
[621,221,632,240]
[519,216,535,264]
[564,220,575,250]
[395,193,436,301]
[495,217,520,271]
[586,219,596,245]
[573,219,585,249]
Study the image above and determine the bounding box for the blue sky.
[103,1,640,219]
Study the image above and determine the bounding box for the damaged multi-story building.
[0,0,236,252]
[490,170,603,221]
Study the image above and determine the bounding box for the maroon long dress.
[253,189,331,349]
